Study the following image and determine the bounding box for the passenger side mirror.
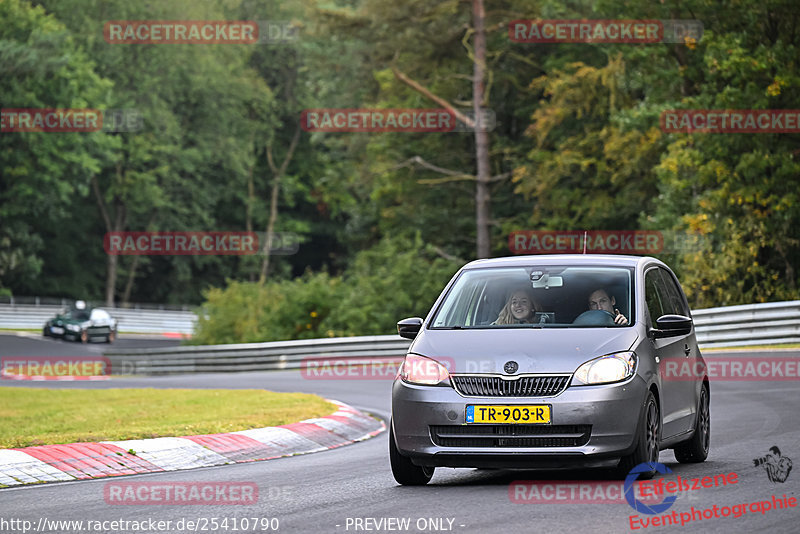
[397,317,423,340]
[651,314,693,339]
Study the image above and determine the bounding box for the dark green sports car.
[43,307,118,343]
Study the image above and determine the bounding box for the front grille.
[450,375,570,397]
[430,425,591,448]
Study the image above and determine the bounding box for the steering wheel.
[572,309,616,326]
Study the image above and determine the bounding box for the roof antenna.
[583,230,588,254]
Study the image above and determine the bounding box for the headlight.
[572,351,637,385]
[66,324,81,332]
[398,354,450,385]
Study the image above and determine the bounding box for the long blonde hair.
[495,288,540,325]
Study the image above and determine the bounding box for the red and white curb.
[1,369,110,381]
[8,330,189,341]
[0,400,383,487]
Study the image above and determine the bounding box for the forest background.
[1,0,797,343]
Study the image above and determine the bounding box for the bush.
[191,234,460,344]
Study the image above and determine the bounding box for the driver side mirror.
[397,317,423,340]
[650,314,693,339]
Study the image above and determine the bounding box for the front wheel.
[674,385,710,463]
[80,330,89,343]
[389,421,434,485]
[106,330,116,344]
[617,390,660,479]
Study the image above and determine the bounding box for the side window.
[658,268,690,316]
[434,276,481,327]
[644,269,664,325]
[464,282,486,326]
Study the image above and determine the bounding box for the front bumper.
[45,324,67,338]
[391,375,647,469]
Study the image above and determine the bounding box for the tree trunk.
[258,57,300,283]
[472,0,491,258]
[246,137,257,282]
[391,2,493,258]
[259,127,301,283]
[246,133,256,236]
[259,165,281,282]
[92,173,126,307]
[120,212,155,306]
[120,254,140,307]
[105,254,118,307]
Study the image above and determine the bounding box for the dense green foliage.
[2,0,798,342]
[192,234,459,343]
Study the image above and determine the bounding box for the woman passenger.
[494,288,541,324]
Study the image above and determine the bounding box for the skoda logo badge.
[504,361,518,374]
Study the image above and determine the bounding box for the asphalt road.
[0,334,798,534]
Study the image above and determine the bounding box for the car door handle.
[684,344,691,356]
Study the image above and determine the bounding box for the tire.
[80,330,89,343]
[106,330,116,344]
[617,390,660,479]
[389,421,434,485]
[674,385,710,463]
[42,327,49,337]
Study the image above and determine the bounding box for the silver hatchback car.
[390,255,710,485]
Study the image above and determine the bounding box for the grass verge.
[0,387,337,448]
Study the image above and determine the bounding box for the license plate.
[50,327,64,334]
[466,405,551,424]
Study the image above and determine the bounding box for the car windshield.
[430,265,634,329]
[63,310,90,321]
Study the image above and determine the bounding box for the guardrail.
[104,301,800,374]
[0,303,196,334]
[105,335,411,375]
[0,296,192,311]
[692,300,800,348]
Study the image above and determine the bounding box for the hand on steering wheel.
[612,308,629,325]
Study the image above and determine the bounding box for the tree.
[0,0,112,295]
[36,0,276,304]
